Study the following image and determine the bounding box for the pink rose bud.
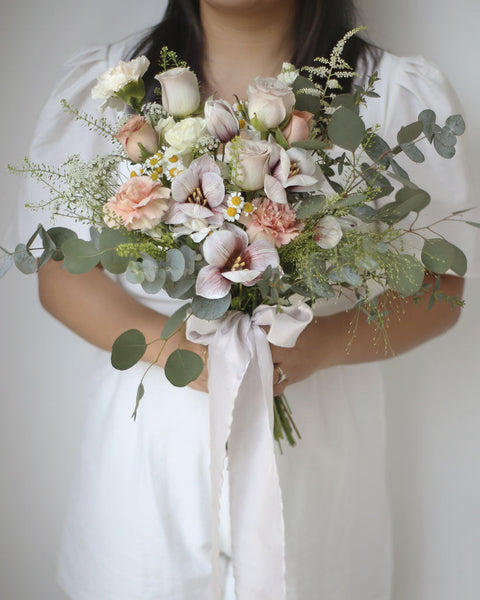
[282,110,314,143]
[247,76,296,130]
[115,116,159,163]
[205,98,240,143]
[104,176,171,231]
[155,67,201,118]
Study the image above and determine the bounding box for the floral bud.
[282,110,314,144]
[115,116,159,162]
[155,67,201,118]
[247,76,296,130]
[314,216,343,249]
[205,99,240,143]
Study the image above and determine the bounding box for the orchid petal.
[285,173,319,189]
[196,265,232,299]
[264,174,287,204]
[180,203,214,219]
[172,168,198,202]
[201,171,225,208]
[190,154,221,178]
[203,230,238,267]
[223,269,261,283]
[164,202,187,224]
[243,239,280,271]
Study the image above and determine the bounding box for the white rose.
[247,76,296,130]
[92,56,150,111]
[233,139,272,191]
[155,67,201,118]
[164,117,207,155]
[154,116,176,141]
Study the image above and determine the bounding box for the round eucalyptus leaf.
[47,227,78,261]
[126,261,145,284]
[450,244,467,277]
[334,194,365,209]
[0,250,14,278]
[386,254,425,296]
[141,268,167,294]
[165,349,204,387]
[445,114,465,136]
[111,329,146,370]
[421,238,455,274]
[330,94,356,111]
[433,136,456,159]
[166,248,186,282]
[139,254,158,282]
[180,245,196,276]
[400,142,425,163]
[396,188,430,213]
[327,107,366,152]
[192,293,231,320]
[164,273,196,299]
[418,109,436,142]
[291,139,329,151]
[437,127,457,147]
[89,226,101,249]
[295,195,326,218]
[363,133,390,167]
[161,303,191,339]
[14,243,37,274]
[62,239,100,274]
[292,75,321,113]
[397,121,423,145]
[99,228,131,274]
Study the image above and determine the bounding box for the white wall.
[0,1,479,599]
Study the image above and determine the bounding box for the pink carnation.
[104,176,170,231]
[245,198,302,247]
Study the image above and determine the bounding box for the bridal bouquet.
[3,31,476,448]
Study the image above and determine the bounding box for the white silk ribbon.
[186,301,313,599]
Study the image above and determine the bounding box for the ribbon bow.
[186,301,313,599]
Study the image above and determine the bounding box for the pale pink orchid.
[166,155,225,227]
[265,145,322,204]
[196,225,280,299]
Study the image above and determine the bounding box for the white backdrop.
[0,1,479,599]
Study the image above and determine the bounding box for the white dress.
[17,30,477,600]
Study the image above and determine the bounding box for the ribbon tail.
[228,328,286,600]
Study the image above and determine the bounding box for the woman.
[17,1,475,599]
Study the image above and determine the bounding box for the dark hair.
[130,0,378,100]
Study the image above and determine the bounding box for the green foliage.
[48,227,78,261]
[111,329,147,370]
[13,244,37,274]
[421,238,466,275]
[327,107,365,152]
[62,239,99,274]
[165,349,204,387]
[99,228,132,274]
[295,195,326,218]
[192,293,231,320]
[0,248,14,278]
[386,254,425,296]
[161,304,191,339]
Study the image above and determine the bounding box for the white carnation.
[91,56,150,109]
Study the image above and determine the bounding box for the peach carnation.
[245,198,302,247]
[104,176,170,231]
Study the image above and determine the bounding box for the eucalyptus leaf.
[330,94,356,111]
[164,273,196,298]
[433,136,456,159]
[165,349,204,387]
[329,264,362,286]
[445,114,465,136]
[388,158,410,181]
[111,329,146,370]
[334,194,365,209]
[63,238,100,274]
[89,226,101,250]
[437,127,457,147]
[292,75,321,113]
[466,221,480,228]
[400,142,425,163]
[166,248,186,282]
[450,244,467,277]
[363,133,390,167]
[192,293,231,320]
[161,303,191,339]
[14,243,37,274]
[139,254,158,282]
[421,238,455,274]
[295,195,326,218]
[352,204,377,222]
[179,245,196,276]
[396,187,430,213]
[126,261,145,284]
[397,121,423,145]
[0,250,14,278]
[99,228,131,274]
[327,107,366,152]
[418,109,436,142]
[141,268,167,294]
[386,254,425,296]
[47,227,78,261]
